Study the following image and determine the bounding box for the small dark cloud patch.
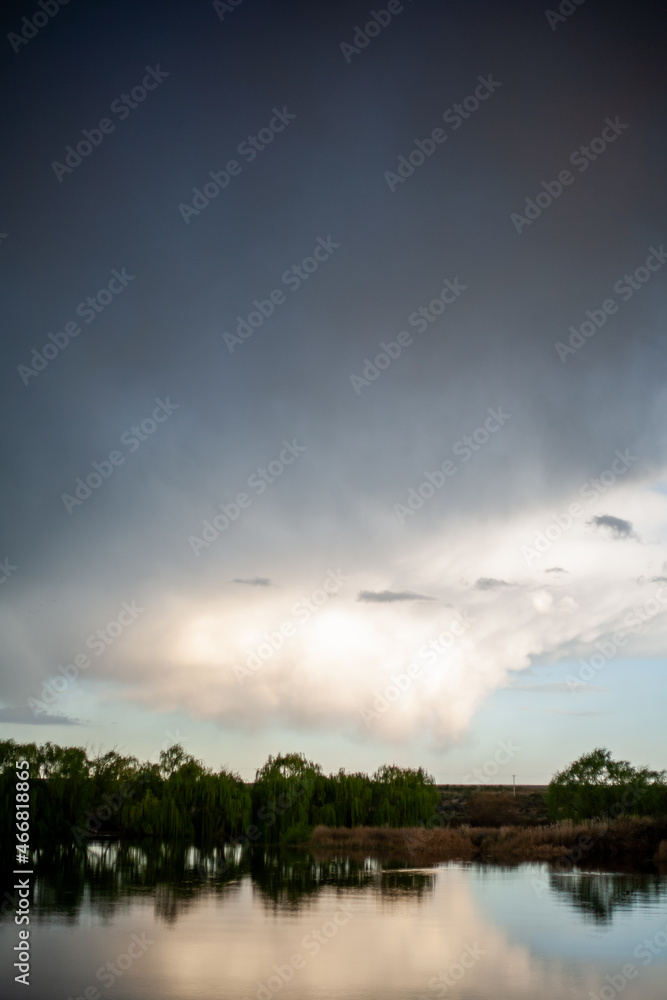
[475,577,510,591]
[0,706,82,725]
[546,566,567,574]
[233,577,273,587]
[588,515,636,539]
[357,590,434,603]
[651,576,667,583]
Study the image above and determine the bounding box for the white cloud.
[91,472,667,748]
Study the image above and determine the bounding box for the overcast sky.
[1,0,666,782]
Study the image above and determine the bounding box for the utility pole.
[512,774,516,797]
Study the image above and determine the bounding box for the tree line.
[0,741,439,845]
[2,741,664,846]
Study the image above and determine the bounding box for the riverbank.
[310,817,667,866]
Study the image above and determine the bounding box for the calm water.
[1,842,666,999]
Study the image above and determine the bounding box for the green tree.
[546,748,667,821]
[252,753,322,842]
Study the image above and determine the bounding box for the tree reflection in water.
[2,841,665,927]
[548,869,667,923]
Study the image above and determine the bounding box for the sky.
[1,0,666,783]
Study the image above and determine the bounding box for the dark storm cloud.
[1,0,666,747]
[356,590,435,603]
[588,515,636,539]
[233,578,274,587]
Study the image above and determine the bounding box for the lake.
[1,842,666,999]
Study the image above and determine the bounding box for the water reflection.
[3,841,440,924]
[2,840,666,926]
[0,842,666,1000]
[548,869,667,922]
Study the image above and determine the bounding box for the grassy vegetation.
[435,787,550,827]
[310,817,667,866]
[308,750,667,865]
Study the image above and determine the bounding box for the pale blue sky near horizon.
[3,655,664,785]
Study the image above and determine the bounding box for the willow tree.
[252,752,323,842]
[1,740,252,844]
[369,764,439,827]
[120,745,251,840]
